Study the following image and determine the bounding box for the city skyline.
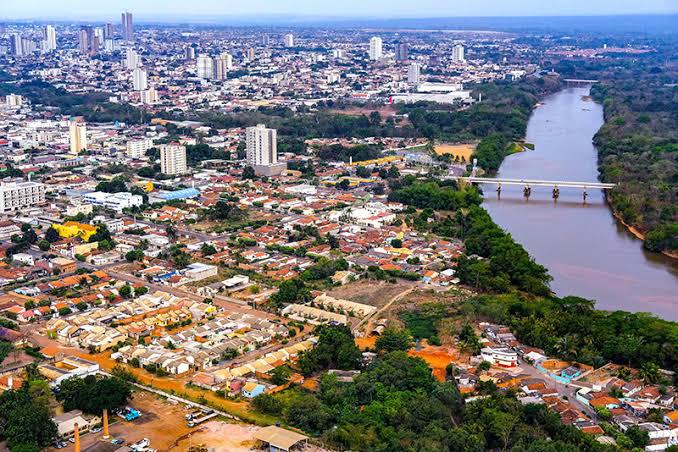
[2,0,677,20]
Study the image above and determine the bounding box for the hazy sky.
[3,0,678,20]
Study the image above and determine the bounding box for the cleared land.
[324,280,413,308]
[434,143,476,160]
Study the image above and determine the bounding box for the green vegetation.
[0,78,145,124]
[462,294,678,373]
[0,369,58,451]
[254,327,606,451]
[389,179,551,296]
[548,55,677,254]
[297,325,362,375]
[56,374,132,414]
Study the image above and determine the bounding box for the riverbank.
[482,86,678,320]
[610,208,678,259]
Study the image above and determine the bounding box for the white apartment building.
[480,346,518,367]
[452,44,465,63]
[284,33,295,47]
[42,25,57,52]
[69,121,87,155]
[132,68,148,91]
[125,48,140,69]
[140,87,159,105]
[196,55,213,79]
[407,62,420,84]
[160,143,187,175]
[126,138,154,159]
[82,191,143,212]
[5,94,23,107]
[369,36,383,60]
[246,124,286,176]
[0,182,47,212]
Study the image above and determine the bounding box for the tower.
[369,36,383,61]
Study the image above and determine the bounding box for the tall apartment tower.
[69,120,87,155]
[395,42,408,61]
[104,23,115,40]
[132,67,148,91]
[246,124,286,176]
[42,25,57,52]
[283,33,295,47]
[185,46,196,61]
[213,54,230,80]
[196,55,213,79]
[452,44,465,63]
[125,49,141,69]
[369,36,383,61]
[407,62,420,84]
[121,11,134,42]
[10,34,23,57]
[79,26,98,55]
[160,143,187,175]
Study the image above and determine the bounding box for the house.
[12,253,34,266]
[480,347,518,367]
[53,410,100,439]
[242,381,265,398]
[51,257,77,274]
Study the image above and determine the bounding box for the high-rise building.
[0,182,46,213]
[185,46,196,61]
[247,47,255,62]
[79,27,98,55]
[283,33,295,47]
[223,53,233,70]
[140,87,159,105]
[42,25,57,52]
[213,54,230,81]
[69,120,87,155]
[104,23,115,40]
[125,49,141,69]
[246,124,286,175]
[369,36,383,61]
[121,11,134,42]
[132,67,148,91]
[10,34,23,57]
[407,62,420,84]
[5,94,23,107]
[452,44,465,63]
[395,42,409,61]
[160,143,187,175]
[196,54,213,79]
[262,34,270,46]
[126,138,154,159]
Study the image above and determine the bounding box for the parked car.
[91,426,103,433]
[131,438,150,451]
[111,438,125,445]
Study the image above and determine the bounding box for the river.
[482,86,678,321]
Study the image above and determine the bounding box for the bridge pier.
[552,186,560,200]
[523,185,531,199]
[583,188,588,204]
[496,183,501,199]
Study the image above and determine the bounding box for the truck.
[186,411,218,427]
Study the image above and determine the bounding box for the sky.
[2,0,678,20]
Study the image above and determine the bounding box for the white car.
[131,438,150,451]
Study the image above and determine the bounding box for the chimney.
[73,423,81,452]
[7,376,13,389]
[103,409,110,439]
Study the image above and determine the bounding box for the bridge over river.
[453,176,616,201]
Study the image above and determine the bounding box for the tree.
[625,425,650,448]
[337,178,351,190]
[56,375,131,414]
[21,229,38,245]
[270,366,292,386]
[298,325,361,375]
[375,327,413,353]
[390,238,403,248]
[125,249,145,262]
[242,166,256,179]
[119,284,133,298]
[252,393,282,415]
[45,226,61,243]
[37,240,50,251]
[201,243,217,256]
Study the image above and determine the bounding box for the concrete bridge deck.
[455,176,616,189]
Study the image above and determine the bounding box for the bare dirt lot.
[48,391,264,452]
[324,280,413,308]
[434,143,476,161]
